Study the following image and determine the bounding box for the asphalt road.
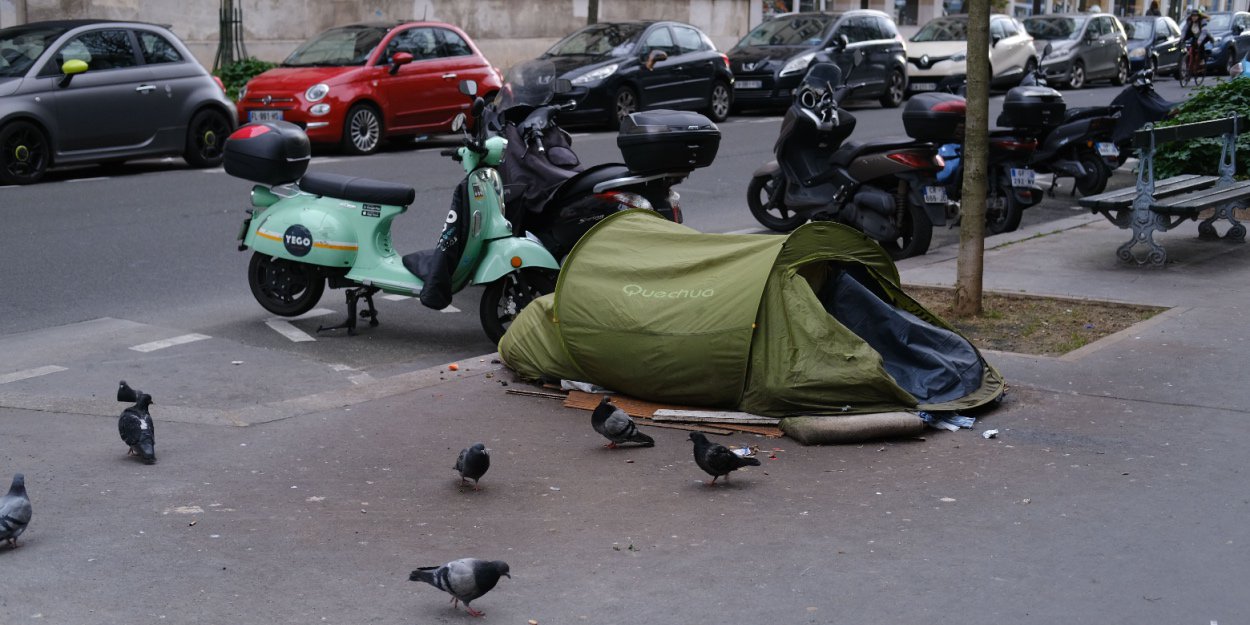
[0,77,1197,375]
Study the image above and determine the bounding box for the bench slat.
[1150,180,1250,215]
[1078,174,1218,210]
[1132,116,1241,149]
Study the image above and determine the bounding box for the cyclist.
[1181,8,1214,70]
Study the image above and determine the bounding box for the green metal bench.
[1078,115,1248,266]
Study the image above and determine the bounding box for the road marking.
[724,227,766,235]
[288,308,335,320]
[66,176,111,183]
[129,333,211,353]
[381,294,411,301]
[265,320,316,342]
[441,304,460,313]
[0,365,68,385]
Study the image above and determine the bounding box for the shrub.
[214,57,276,101]
[1153,78,1250,179]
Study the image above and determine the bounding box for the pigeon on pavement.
[689,432,761,486]
[454,443,490,491]
[409,558,511,617]
[117,380,156,464]
[1,473,32,548]
[591,395,654,448]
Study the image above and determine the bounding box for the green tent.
[499,210,1004,417]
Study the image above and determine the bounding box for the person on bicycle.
[1181,9,1214,64]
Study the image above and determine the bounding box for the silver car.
[1023,13,1130,89]
[0,19,237,184]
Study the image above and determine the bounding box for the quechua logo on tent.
[622,284,715,299]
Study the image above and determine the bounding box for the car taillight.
[887,151,937,169]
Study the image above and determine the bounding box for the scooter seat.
[829,136,921,168]
[551,163,633,203]
[299,172,416,207]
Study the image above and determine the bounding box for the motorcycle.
[485,60,709,261]
[747,62,945,259]
[1108,67,1178,167]
[934,132,1042,234]
[227,80,560,344]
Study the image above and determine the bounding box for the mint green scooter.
[226,81,559,343]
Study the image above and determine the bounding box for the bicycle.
[1179,41,1207,86]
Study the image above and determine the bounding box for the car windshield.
[737,14,833,47]
[1121,20,1154,40]
[1024,17,1087,40]
[282,25,385,67]
[1207,14,1232,31]
[0,24,67,77]
[545,23,643,57]
[911,17,969,42]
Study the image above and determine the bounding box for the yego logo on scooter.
[283,224,314,257]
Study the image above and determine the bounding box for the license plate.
[910,82,937,92]
[1010,168,1036,188]
[924,185,948,204]
[734,80,763,89]
[249,110,283,122]
[1096,142,1119,158]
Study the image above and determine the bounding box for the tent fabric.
[498,210,1004,417]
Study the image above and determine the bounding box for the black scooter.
[747,62,944,259]
[486,61,710,261]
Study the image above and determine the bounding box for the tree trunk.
[954,0,990,317]
[588,0,599,25]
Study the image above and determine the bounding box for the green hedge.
[214,57,276,101]
[1154,78,1250,179]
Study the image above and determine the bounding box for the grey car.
[0,19,237,185]
[1024,13,1130,89]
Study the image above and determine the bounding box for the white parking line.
[265,320,316,342]
[288,308,335,320]
[0,365,68,385]
[129,333,211,353]
[381,294,411,301]
[66,177,111,183]
[441,304,461,313]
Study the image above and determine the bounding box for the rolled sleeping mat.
[781,412,926,445]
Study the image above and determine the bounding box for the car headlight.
[780,51,816,77]
[950,51,967,62]
[238,85,247,100]
[305,83,329,102]
[571,63,619,85]
[1129,47,1147,59]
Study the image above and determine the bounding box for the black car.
[728,10,908,110]
[1198,11,1250,75]
[533,21,733,129]
[1121,15,1181,76]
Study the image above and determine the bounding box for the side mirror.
[836,33,850,50]
[451,112,466,132]
[459,79,478,97]
[991,35,1002,47]
[554,77,573,94]
[645,49,668,70]
[388,51,413,75]
[58,58,87,86]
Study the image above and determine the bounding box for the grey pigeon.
[689,432,761,486]
[1,473,32,548]
[117,380,156,464]
[409,558,510,617]
[591,395,654,448]
[454,443,490,491]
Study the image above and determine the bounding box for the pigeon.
[591,395,654,448]
[454,443,490,491]
[0,473,32,548]
[409,558,511,617]
[117,380,156,464]
[689,432,761,486]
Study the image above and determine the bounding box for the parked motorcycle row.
[224,45,1177,344]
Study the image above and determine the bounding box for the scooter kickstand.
[317,286,381,336]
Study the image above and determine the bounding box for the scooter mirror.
[459,80,478,97]
[1043,43,1053,59]
[451,113,467,133]
[554,78,573,94]
[471,96,485,118]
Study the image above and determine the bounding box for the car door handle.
[135,84,156,93]
[442,73,457,80]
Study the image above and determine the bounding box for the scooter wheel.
[985,182,1024,235]
[881,195,933,260]
[247,252,325,317]
[747,173,804,232]
[1074,153,1110,197]
[480,268,558,345]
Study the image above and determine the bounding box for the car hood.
[1036,39,1077,58]
[537,54,622,78]
[246,66,360,91]
[727,45,813,70]
[0,77,19,97]
[905,41,968,57]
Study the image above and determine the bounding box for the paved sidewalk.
[2,215,1249,624]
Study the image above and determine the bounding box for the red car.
[236,21,502,155]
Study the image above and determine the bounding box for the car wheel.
[879,69,905,108]
[1067,60,1086,89]
[341,103,382,155]
[183,108,231,168]
[705,80,731,122]
[609,86,638,130]
[1111,56,1129,86]
[0,120,50,185]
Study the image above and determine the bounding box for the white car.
[905,14,1038,95]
